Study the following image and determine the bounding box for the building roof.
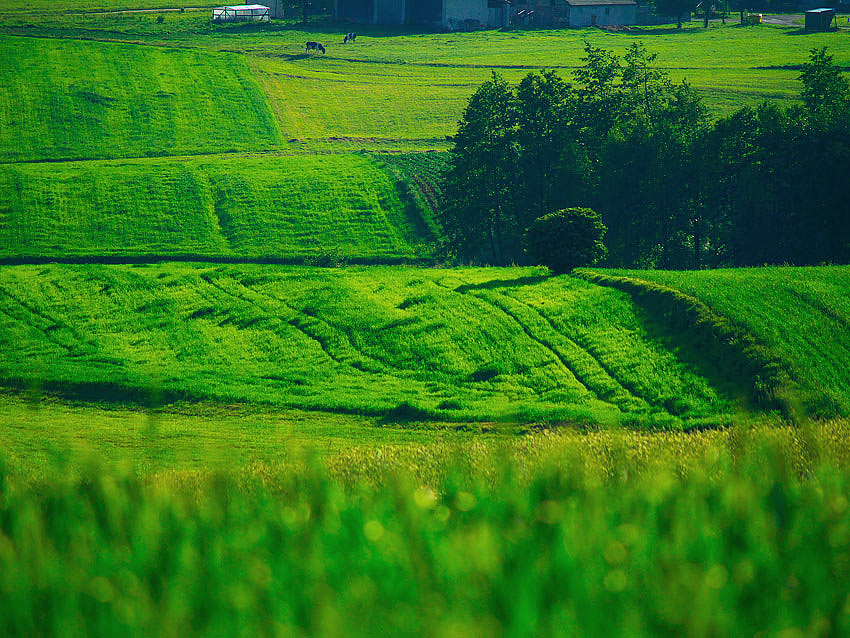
[565,0,636,5]
[217,4,269,10]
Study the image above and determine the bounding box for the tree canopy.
[440,45,850,269]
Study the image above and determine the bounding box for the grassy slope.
[2,17,848,151]
[0,35,279,161]
[601,267,850,418]
[0,265,738,428]
[0,153,439,259]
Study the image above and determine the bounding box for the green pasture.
[0,19,846,159]
[0,153,439,259]
[0,264,740,428]
[0,393,472,473]
[0,0,215,12]
[606,267,850,418]
[0,35,279,162]
[2,422,850,636]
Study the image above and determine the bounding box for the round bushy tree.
[525,208,607,273]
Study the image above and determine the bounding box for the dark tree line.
[440,44,850,269]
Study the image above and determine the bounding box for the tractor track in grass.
[0,285,93,355]
[433,278,618,409]
[208,274,510,399]
[501,292,654,413]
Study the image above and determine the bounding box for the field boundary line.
[0,255,436,267]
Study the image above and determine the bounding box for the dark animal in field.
[343,32,357,43]
[306,41,326,54]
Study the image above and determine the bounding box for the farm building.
[332,0,510,29]
[511,0,675,26]
[805,7,835,30]
[212,4,271,21]
[563,0,637,26]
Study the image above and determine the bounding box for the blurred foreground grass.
[2,421,850,636]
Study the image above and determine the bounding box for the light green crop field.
[0,153,438,259]
[0,264,741,428]
[0,35,279,162]
[603,267,850,418]
[0,16,847,157]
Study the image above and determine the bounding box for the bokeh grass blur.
[1,422,849,637]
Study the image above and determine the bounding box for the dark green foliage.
[799,46,849,117]
[525,208,607,274]
[440,72,520,264]
[445,45,849,269]
[695,48,850,267]
[651,0,697,27]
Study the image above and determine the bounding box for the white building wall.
[443,0,489,29]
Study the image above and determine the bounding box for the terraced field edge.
[576,269,798,419]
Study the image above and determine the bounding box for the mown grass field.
[602,267,850,419]
[0,153,440,259]
[3,5,850,634]
[0,264,741,428]
[0,35,279,162]
[1,17,847,157]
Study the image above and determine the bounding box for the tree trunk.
[677,13,682,28]
[693,221,702,269]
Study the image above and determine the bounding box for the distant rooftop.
[216,4,269,10]
[566,0,637,5]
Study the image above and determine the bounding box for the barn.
[563,0,637,26]
[510,0,637,26]
[332,0,509,29]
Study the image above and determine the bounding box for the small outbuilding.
[564,0,637,26]
[212,4,271,22]
[805,7,835,31]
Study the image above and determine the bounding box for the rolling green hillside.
[597,267,850,418]
[1,17,847,155]
[0,264,739,428]
[0,153,439,259]
[0,36,279,162]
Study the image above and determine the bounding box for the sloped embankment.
[580,267,850,420]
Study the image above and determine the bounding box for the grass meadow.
[0,17,847,157]
[0,153,441,259]
[605,267,850,419]
[2,4,850,634]
[0,264,741,428]
[2,422,850,636]
[0,35,280,162]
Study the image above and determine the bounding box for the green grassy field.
[2,422,850,637]
[0,35,279,162]
[0,18,847,158]
[3,5,850,634]
[0,264,743,428]
[600,267,850,419]
[0,153,440,259]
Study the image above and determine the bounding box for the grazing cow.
[305,41,326,54]
[343,32,357,43]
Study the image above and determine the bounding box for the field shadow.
[454,275,549,293]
